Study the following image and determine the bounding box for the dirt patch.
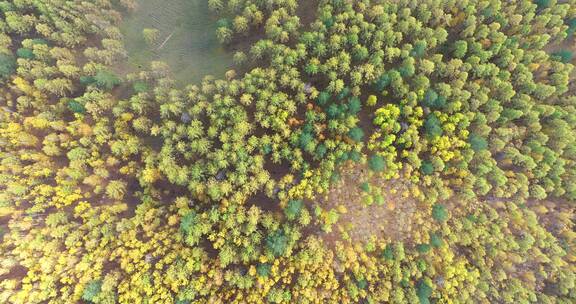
[0,264,27,284]
[246,190,282,213]
[316,162,424,246]
[297,0,320,29]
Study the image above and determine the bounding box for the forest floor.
[316,162,424,247]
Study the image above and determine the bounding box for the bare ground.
[315,162,426,246]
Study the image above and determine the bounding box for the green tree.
[424,114,443,138]
[416,279,433,304]
[453,40,468,58]
[82,280,102,302]
[16,48,34,59]
[432,204,448,222]
[266,230,288,257]
[368,155,385,172]
[284,200,303,221]
[421,161,434,175]
[348,127,364,142]
[0,53,15,79]
[94,70,121,90]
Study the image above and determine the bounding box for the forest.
[0,0,575,303]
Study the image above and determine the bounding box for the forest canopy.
[0,0,575,303]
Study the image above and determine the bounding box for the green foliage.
[359,182,370,193]
[552,50,573,63]
[349,150,361,163]
[180,211,197,235]
[423,89,446,109]
[432,204,448,223]
[133,81,149,93]
[411,40,427,58]
[336,87,350,100]
[416,243,431,253]
[424,114,443,138]
[298,131,315,151]
[266,229,288,257]
[317,91,331,106]
[348,127,364,142]
[94,70,121,90]
[2,1,576,303]
[374,194,384,206]
[67,100,86,114]
[348,97,361,114]
[368,155,385,172]
[216,18,231,29]
[420,161,434,175]
[356,278,368,289]
[453,40,468,58]
[0,53,16,79]
[79,75,96,86]
[469,134,488,152]
[534,0,551,9]
[374,73,391,91]
[284,200,303,221]
[416,279,433,304]
[82,280,102,302]
[16,48,34,59]
[382,244,394,260]
[315,143,327,159]
[430,232,443,248]
[257,263,271,277]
